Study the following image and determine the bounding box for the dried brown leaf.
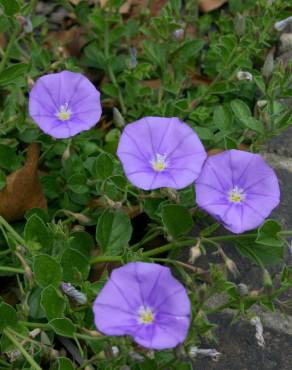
[47,27,86,58]
[199,0,227,13]
[140,79,161,89]
[0,143,47,221]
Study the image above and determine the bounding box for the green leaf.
[143,40,166,68]
[41,285,65,321]
[243,117,264,134]
[56,357,75,370]
[92,153,114,180]
[0,0,20,16]
[237,241,284,266]
[67,174,88,194]
[96,209,132,255]
[161,204,193,239]
[256,219,282,247]
[0,170,6,190]
[230,99,251,121]
[24,214,52,250]
[0,302,18,330]
[61,248,90,284]
[69,231,94,257]
[0,144,19,171]
[49,318,75,338]
[0,63,28,86]
[213,105,233,130]
[33,254,62,288]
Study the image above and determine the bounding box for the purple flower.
[93,262,191,350]
[195,150,280,234]
[29,70,102,139]
[117,117,207,190]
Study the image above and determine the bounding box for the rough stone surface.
[192,313,292,370]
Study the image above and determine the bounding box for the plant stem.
[3,328,42,370]
[0,249,11,256]
[90,255,122,265]
[104,19,126,115]
[19,322,105,342]
[0,266,25,274]
[90,230,292,265]
[0,23,20,74]
[0,215,26,246]
[131,229,162,251]
[19,321,48,329]
[143,240,194,257]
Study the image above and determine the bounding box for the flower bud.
[111,346,119,357]
[173,28,184,41]
[129,47,137,69]
[225,257,239,276]
[237,283,249,296]
[234,13,245,37]
[62,282,87,305]
[16,15,33,33]
[189,241,201,263]
[236,71,253,81]
[113,107,125,128]
[274,16,292,32]
[256,100,267,108]
[62,144,71,162]
[262,52,274,79]
[280,33,292,52]
[263,268,273,294]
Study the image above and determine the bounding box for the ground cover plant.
[0,0,292,369]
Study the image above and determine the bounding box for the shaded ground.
[193,314,292,370]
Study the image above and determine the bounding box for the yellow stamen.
[138,306,154,325]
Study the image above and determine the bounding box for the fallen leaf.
[140,79,161,89]
[207,148,224,156]
[47,27,86,58]
[0,143,47,221]
[188,71,213,86]
[199,0,227,13]
[119,0,132,14]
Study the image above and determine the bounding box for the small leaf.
[41,285,65,321]
[34,254,62,288]
[0,302,18,330]
[49,318,75,338]
[96,209,132,255]
[92,153,114,180]
[56,357,75,370]
[230,99,251,121]
[61,248,90,284]
[67,174,88,194]
[256,219,282,247]
[243,117,264,134]
[0,63,28,86]
[161,204,193,239]
[24,214,52,250]
[0,0,20,16]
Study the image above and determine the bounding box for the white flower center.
[56,102,72,121]
[138,306,155,325]
[150,153,168,172]
[228,186,245,203]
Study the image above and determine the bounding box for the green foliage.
[96,209,132,255]
[161,204,193,239]
[33,254,62,288]
[0,0,291,369]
